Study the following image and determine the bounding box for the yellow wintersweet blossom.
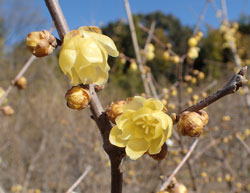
[109,96,173,160]
[59,26,119,85]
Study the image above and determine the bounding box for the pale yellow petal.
[144,98,164,111]
[77,38,104,63]
[123,96,146,111]
[165,115,173,139]
[69,68,81,85]
[59,49,77,74]
[63,32,81,50]
[148,135,165,154]
[81,30,119,57]
[77,64,109,85]
[125,139,149,160]
[109,126,127,148]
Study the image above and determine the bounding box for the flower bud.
[188,37,198,47]
[148,143,168,161]
[192,69,200,75]
[191,77,197,84]
[171,56,180,64]
[184,75,192,82]
[15,76,27,89]
[106,100,126,123]
[186,87,193,94]
[163,51,170,61]
[1,105,15,116]
[170,183,188,193]
[130,61,138,71]
[146,51,155,61]
[65,86,90,110]
[198,72,205,80]
[177,110,209,137]
[26,30,57,57]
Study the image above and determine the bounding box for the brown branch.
[44,1,125,193]
[178,66,247,115]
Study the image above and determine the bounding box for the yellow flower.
[130,61,138,71]
[187,47,200,59]
[109,96,173,160]
[188,37,198,47]
[59,26,119,85]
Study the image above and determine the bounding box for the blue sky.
[36,0,250,31]
[2,0,249,45]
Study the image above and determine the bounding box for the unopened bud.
[177,110,209,137]
[184,75,192,82]
[130,61,138,71]
[26,30,57,57]
[170,183,188,193]
[171,56,180,64]
[15,76,27,89]
[149,143,168,161]
[65,86,90,110]
[188,37,198,47]
[198,72,205,80]
[106,100,126,123]
[1,105,15,116]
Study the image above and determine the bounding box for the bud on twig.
[177,110,209,137]
[169,182,188,193]
[1,105,15,116]
[26,30,57,57]
[65,86,91,110]
[15,76,27,89]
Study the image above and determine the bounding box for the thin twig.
[0,186,6,193]
[236,135,250,154]
[66,166,92,193]
[0,55,36,106]
[159,139,199,191]
[193,0,209,34]
[142,21,159,98]
[123,0,151,97]
[44,0,69,40]
[179,66,247,115]
[22,131,47,193]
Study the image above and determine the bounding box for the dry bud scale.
[109,96,173,160]
[106,100,127,124]
[26,30,57,57]
[59,26,119,85]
